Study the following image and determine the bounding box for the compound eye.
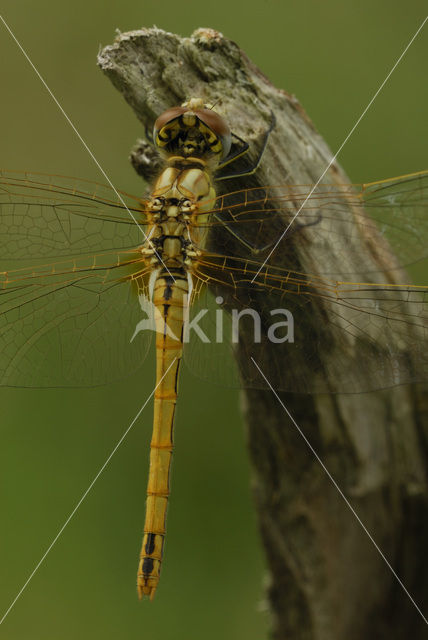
[153,107,186,149]
[193,109,232,159]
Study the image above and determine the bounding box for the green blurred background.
[0,1,426,638]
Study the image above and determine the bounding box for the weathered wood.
[98,27,428,639]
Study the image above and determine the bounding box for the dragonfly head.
[153,99,231,164]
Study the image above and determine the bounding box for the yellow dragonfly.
[1,98,427,599]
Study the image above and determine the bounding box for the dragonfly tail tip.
[137,582,157,601]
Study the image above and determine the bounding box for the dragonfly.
[1,98,427,600]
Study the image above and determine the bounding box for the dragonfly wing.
[189,252,428,393]
[182,284,241,388]
[361,171,428,269]
[0,254,152,387]
[0,170,146,260]
[191,170,428,277]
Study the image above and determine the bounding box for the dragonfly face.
[153,98,232,162]
[1,98,427,599]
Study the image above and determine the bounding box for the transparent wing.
[0,250,153,387]
[1,168,427,392]
[183,285,241,388]
[187,251,428,393]
[183,171,428,393]
[3,168,426,270]
[0,169,147,260]
[191,170,428,276]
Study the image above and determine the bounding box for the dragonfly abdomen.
[137,274,188,600]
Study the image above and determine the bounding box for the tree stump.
[98,27,428,639]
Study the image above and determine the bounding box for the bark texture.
[98,27,428,639]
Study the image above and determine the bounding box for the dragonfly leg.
[145,123,154,144]
[214,210,323,256]
[214,112,276,182]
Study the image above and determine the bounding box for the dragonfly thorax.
[147,165,214,261]
[146,203,198,266]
